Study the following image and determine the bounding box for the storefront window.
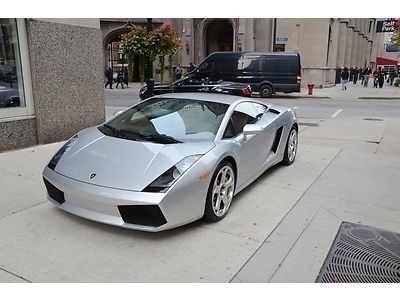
[0,18,25,109]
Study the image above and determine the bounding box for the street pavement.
[1,81,400,282]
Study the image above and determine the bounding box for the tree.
[120,26,149,84]
[120,24,182,84]
[391,27,400,51]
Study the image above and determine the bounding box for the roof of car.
[146,93,289,113]
[152,92,258,105]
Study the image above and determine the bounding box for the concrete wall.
[0,118,37,152]
[26,19,105,144]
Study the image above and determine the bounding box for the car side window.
[198,61,215,73]
[223,102,267,139]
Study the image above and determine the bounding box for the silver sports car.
[42,93,298,232]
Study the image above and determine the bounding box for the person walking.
[362,67,371,87]
[373,69,379,88]
[115,70,125,89]
[388,72,396,86]
[352,67,359,84]
[104,67,113,89]
[187,62,195,73]
[340,67,350,90]
[377,67,386,89]
[175,64,183,80]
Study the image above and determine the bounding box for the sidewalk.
[289,81,400,100]
[1,82,400,282]
[103,81,400,106]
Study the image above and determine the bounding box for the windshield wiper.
[119,129,181,144]
[103,124,120,137]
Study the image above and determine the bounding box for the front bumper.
[42,166,207,232]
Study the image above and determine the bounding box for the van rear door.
[260,55,300,92]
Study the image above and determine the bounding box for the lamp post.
[145,18,154,96]
[272,18,277,52]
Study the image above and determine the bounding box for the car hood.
[54,127,215,191]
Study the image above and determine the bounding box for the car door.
[223,102,275,186]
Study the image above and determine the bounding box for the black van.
[189,52,301,97]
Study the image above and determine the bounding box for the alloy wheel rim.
[288,129,298,162]
[212,166,235,217]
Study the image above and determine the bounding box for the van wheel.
[259,85,273,98]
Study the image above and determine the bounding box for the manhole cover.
[316,222,400,283]
[363,118,383,121]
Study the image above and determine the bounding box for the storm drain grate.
[316,222,400,283]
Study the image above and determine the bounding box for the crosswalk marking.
[330,109,343,118]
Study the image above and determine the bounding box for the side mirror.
[243,124,263,140]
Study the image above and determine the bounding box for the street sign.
[276,37,288,42]
[376,19,400,33]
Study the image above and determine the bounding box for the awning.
[376,56,399,66]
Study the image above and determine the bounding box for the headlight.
[47,135,78,170]
[142,155,202,192]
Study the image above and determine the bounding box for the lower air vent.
[316,222,400,283]
[271,127,283,153]
[43,177,65,204]
[118,205,167,227]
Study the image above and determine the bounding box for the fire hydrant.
[307,83,315,95]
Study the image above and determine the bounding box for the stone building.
[101,18,384,87]
[0,18,105,152]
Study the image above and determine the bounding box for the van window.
[239,55,261,72]
[261,58,298,74]
[214,59,238,74]
[198,61,215,73]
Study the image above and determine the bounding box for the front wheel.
[203,161,236,222]
[282,126,298,165]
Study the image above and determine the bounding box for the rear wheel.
[259,84,273,98]
[282,126,298,165]
[203,161,236,222]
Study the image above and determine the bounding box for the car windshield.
[102,98,229,143]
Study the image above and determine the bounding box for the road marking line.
[330,109,343,118]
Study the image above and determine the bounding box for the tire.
[259,84,273,98]
[203,161,236,222]
[282,126,298,165]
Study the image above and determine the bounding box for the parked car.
[187,51,302,97]
[139,77,252,100]
[43,93,298,232]
[0,86,20,108]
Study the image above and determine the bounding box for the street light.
[145,18,154,97]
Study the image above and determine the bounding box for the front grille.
[118,205,167,227]
[43,177,65,204]
[316,222,400,283]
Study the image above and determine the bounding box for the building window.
[0,18,34,121]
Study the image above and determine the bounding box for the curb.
[358,97,400,100]
[270,95,331,99]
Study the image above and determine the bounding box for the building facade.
[101,18,387,87]
[0,18,105,152]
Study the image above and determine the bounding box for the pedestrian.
[175,64,183,80]
[388,72,396,86]
[124,68,129,87]
[352,68,359,84]
[115,70,125,89]
[362,67,371,87]
[377,68,386,89]
[373,69,379,88]
[104,67,113,89]
[340,67,350,90]
[187,62,195,73]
